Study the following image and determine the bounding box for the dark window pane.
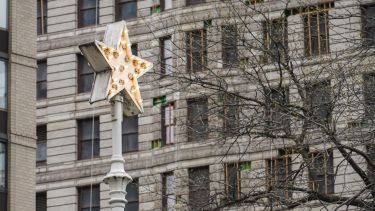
[122,116,138,153]
[226,163,239,200]
[187,98,208,141]
[0,142,6,190]
[117,1,137,21]
[37,61,47,100]
[36,192,47,211]
[131,44,138,56]
[122,134,138,152]
[186,0,205,6]
[0,111,7,135]
[222,26,238,67]
[79,185,100,210]
[125,180,139,211]
[81,10,97,27]
[363,5,375,45]
[189,166,210,210]
[36,125,47,163]
[78,55,94,93]
[81,0,97,9]
[186,30,207,72]
[307,81,331,124]
[0,191,6,211]
[78,0,99,27]
[78,118,100,160]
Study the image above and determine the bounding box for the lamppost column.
[103,94,132,211]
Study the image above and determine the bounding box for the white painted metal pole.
[103,94,132,211]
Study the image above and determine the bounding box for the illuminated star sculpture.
[79,21,152,116]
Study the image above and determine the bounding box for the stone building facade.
[35,0,375,211]
[0,0,37,211]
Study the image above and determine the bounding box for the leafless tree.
[140,0,375,210]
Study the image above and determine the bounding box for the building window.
[186,0,205,6]
[222,94,239,136]
[363,73,375,120]
[187,98,208,142]
[0,141,6,210]
[37,0,47,35]
[222,25,238,68]
[186,30,207,72]
[263,19,288,63]
[77,54,94,93]
[310,150,334,194]
[37,60,47,100]
[125,180,139,211]
[224,163,241,201]
[265,87,289,132]
[362,5,375,46]
[78,185,100,211]
[161,102,175,145]
[303,4,332,57]
[36,192,47,211]
[0,60,7,109]
[122,115,138,153]
[161,0,172,11]
[367,145,375,185]
[0,60,7,136]
[0,0,8,29]
[162,172,175,210]
[116,0,137,21]
[78,118,99,160]
[160,36,173,75]
[36,125,47,165]
[131,43,138,56]
[306,81,331,125]
[189,166,210,210]
[78,0,99,28]
[266,149,293,203]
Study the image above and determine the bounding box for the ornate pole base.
[103,170,132,210]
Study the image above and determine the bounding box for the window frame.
[37,0,47,35]
[77,117,100,160]
[78,0,99,28]
[77,54,94,94]
[265,87,290,132]
[186,29,207,72]
[78,185,100,211]
[187,97,209,142]
[122,115,139,153]
[125,179,139,211]
[224,163,241,201]
[306,80,332,125]
[222,25,238,68]
[303,3,332,57]
[36,191,47,211]
[361,4,375,46]
[222,93,240,136]
[186,0,205,6]
[162,172,175,210]
[263,18,288,63]
[188,166,210,210]
[36,125,47,165]
[115,0,138,21]
[266,149,293,203]
[161,102,175,145]
[309,150,334,195]
[36,60,47,100]
[160,36,173,76]
[0,139,7,211]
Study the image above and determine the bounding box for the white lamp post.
[79,21,153,210]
